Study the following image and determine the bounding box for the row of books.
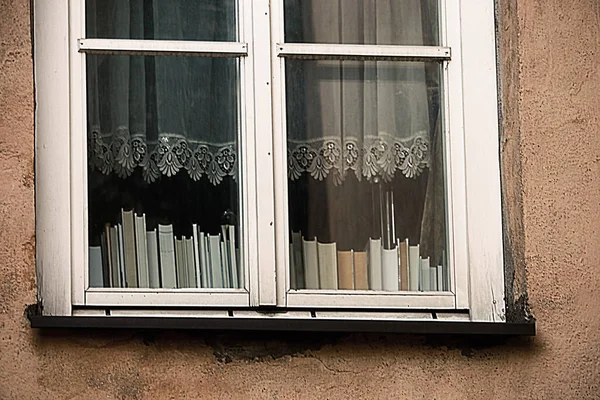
[88,210,243,289]
[289,233,450,292]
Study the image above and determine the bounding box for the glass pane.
[86,0,237,41]
[284,0,439,46]
[286,60,446,292]
[86,54,243,290]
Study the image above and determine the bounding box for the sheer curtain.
[285,0,445,265]
[86,0,238,185]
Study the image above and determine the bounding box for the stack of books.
[289,232,450,292]
[88,209,242,289]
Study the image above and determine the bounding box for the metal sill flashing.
[27,312,535,336]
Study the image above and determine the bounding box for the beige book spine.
[399,239,409,291]
[337,250,354,290]
[353,251,369,290]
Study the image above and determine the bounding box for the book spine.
[220,227,231,289]
[302,238,319,289]
[289,238,297,290]
[420,256,430,291]
[88,246,104,287]
[109,226,120,287]
[158,224,177,289]
[199,232,209,288]
[408,244,420,291]
[226,226,239,289]
[184,237,196,288]
[192,224,202,288]
[146,229,160,288]
[117,224,126,288]
[291,232,304,289]
[430,262,438,291]
[353,251,369,290]
[437,265,443,291]
[317,242,338,290]
[368,238,383,290]
[100,227,111,287]
[175,237,186,288]
[381,247,399,291]
[208,235,223,288]
[135,214,149,288]
[399,239,409,291]
[337,250,354,290]
[121,209,138,288]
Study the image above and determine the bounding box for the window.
[35,0,505,324]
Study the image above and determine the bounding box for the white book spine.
[121,209,138,288]
[135,214,149,288]
[117,224,126,288]
[302,238,319,289]
[227,226,239,289]
[317,242,338,290]
[158,224,177,289]
[208,235,223,288]
[420,257,430,291]
[175,238,186,288]
[199,232,209,288]
[408,244,420,291]
[437,265,443,291]
[146,229,160,288]
[381,247,399,291]
[368,238,383,290]
[192,224,202,288]
[184,237,196,288]
[88,246,103,287]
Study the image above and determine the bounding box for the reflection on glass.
[284,0,439,46]
[86,54,243,289]
[286,60,446,292]
[86,0,237,41]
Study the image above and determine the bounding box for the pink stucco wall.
[1,0,599,398]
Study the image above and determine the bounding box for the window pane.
[286,60,446,292]
[86,54,243,290]
[284,0,439,46]
[85,0,237,41]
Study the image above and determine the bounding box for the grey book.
[291,232,304,289]
[135,214,149,288]
[88,246,103,288]
[109,226,120,287]
[117,224,126,288]
[175,237,187,288]
[146,229,160,289]
[121,209,138,288]
[317,241,338,290]
[368,238,382,290]
[184,237,196,288]
[208,235,223,288]
[158,224,177,289]
[199,231,209,288]
[302,238,319,289]
[192,224,202,288]
[228,225,241,289]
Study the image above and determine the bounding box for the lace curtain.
[86,0,239,185]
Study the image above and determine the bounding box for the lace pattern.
[88,128,429,185]
[88,127,237,185]
[288,132,430,185]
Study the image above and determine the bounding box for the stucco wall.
[1,0,599,398]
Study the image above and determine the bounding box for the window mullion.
[277,43,451,62]
[78,38,248,57]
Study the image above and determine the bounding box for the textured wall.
[1,0,599,398]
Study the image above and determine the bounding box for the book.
[437,265,443,291]
[317,242,338,290]
[117,224,126,288]
[227,225,240,288]
[121,209,138,288]
[208,235,223,288]
[337,250,354,290]
[289,239,297,289]
[399,239,409,291]
[291,232,304,289]
[175,237,187,288]
[158,224,177,289]
[382,247,399,291]
[109,226,120,287]
[134,214,149,288]
[146,229,160,289]
[353,251,369,290]
[199,231,209,288]
[220,238,230,288]
[302,238,319,289]
[184,237,196,288]
[192,224,202,288]
[368,238,382,290]
[100,227,111,287]
[88,246,103,287]
[420,257,430,291]
[430,261,438,291]
[408,244,420,291]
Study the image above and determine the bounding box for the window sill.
[27,306,535,336]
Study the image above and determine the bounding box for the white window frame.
[34,0,505,323]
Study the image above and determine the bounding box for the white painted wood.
[435,312,471,321]
[233,310,312,319]
[78,39,248,57]
[287,292,455,309]
[34,0,72,316]
[443,0,470,309]
[460,0,506,322]
[69,0,86,305]
[252,0,277,306]
[316,311,433,321]
[72,309,107,317]
[85,290,249,307]
[109,309,229,318]
[277,43,451,61]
